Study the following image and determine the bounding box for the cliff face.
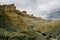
[0,4,28,32]
[0,4,47,32]
[0,4,48,40]
[1,4,60,40]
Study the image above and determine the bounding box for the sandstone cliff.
[0,4,60,40]
[0,4,47,40]
[0,4,47,32]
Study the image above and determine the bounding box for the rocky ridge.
[0,4,47,40]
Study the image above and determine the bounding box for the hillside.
[36,19,60,40]
[0,4,47,32]
[1,4,60,40]
[36,20,60,33]
[0,4,48,40]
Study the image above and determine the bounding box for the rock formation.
[0,4,47,32]
[0,4,48,40]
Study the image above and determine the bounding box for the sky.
[0,0,60,20]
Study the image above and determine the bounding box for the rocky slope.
[0,4,47,32]
[0,4,47,40]
[0,4,60,40]
[36,19,60,40]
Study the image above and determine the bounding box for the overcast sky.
[0,0,60,20]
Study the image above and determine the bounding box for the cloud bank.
[0,0,60,20]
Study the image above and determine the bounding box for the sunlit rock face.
[0,4,60,40]
[0,4,47,32]
[0,4,48,40]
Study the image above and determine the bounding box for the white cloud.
[0,0,60,19]
[35,0,60,18]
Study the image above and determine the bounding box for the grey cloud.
[47,10,60,20]
[35,0,60,19]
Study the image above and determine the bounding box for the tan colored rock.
[0,4,47,32]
